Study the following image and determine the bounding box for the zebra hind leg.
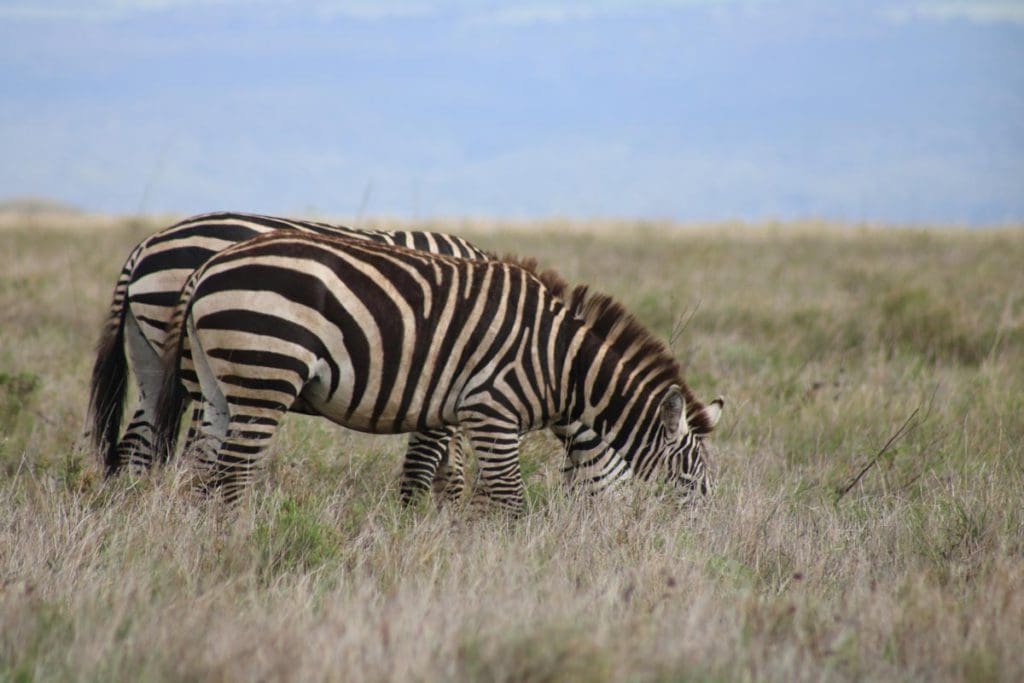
[119,310,165,476]
[188,388,229,496]
[181,405,205,457]
[190,396,292,505]
[185,322,292,505]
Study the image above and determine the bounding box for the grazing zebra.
[152,232,723,512]
[87,211,487,502]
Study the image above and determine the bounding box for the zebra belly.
[298,355,451,435]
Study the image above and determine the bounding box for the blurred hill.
[0,196,84,216]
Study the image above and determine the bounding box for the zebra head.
[557,393,723,500]
[632,387,724,500]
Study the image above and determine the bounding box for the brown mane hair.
[489,251,570,300]
[493,252,711,431]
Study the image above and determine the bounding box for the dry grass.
[2,216,1023,682]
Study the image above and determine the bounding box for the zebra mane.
[568,284,712,432]
[489,252,571,299]
[492,253,711,432]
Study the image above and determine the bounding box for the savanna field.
[1,216,1023,682]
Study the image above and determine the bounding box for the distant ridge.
[0,196,84,216]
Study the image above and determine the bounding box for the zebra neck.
[563,327,633,449]
[563,323,679,465]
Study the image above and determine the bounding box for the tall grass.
[1,217,1022,681]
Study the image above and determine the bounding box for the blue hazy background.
[1,0,1022,224]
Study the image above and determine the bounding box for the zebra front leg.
[433,429,467,505]
[401,427,468,507]
[401,429,451,505]
[460,414,525,516]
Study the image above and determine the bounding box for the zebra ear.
[691,396,724,435]
[659,385,686,435]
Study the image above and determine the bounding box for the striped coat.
[153,232,722,510]
[87,212,487,501]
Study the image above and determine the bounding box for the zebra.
[152,232,723,512]
[87,211,488,502]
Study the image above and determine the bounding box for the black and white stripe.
[153,232,723,510]
[87,211,487,502]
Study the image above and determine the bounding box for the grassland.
[1,216,1022,682]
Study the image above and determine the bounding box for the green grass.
[1,217,1022,681]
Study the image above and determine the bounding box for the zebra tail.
[152,277,196,464]
[87,268,131,477]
